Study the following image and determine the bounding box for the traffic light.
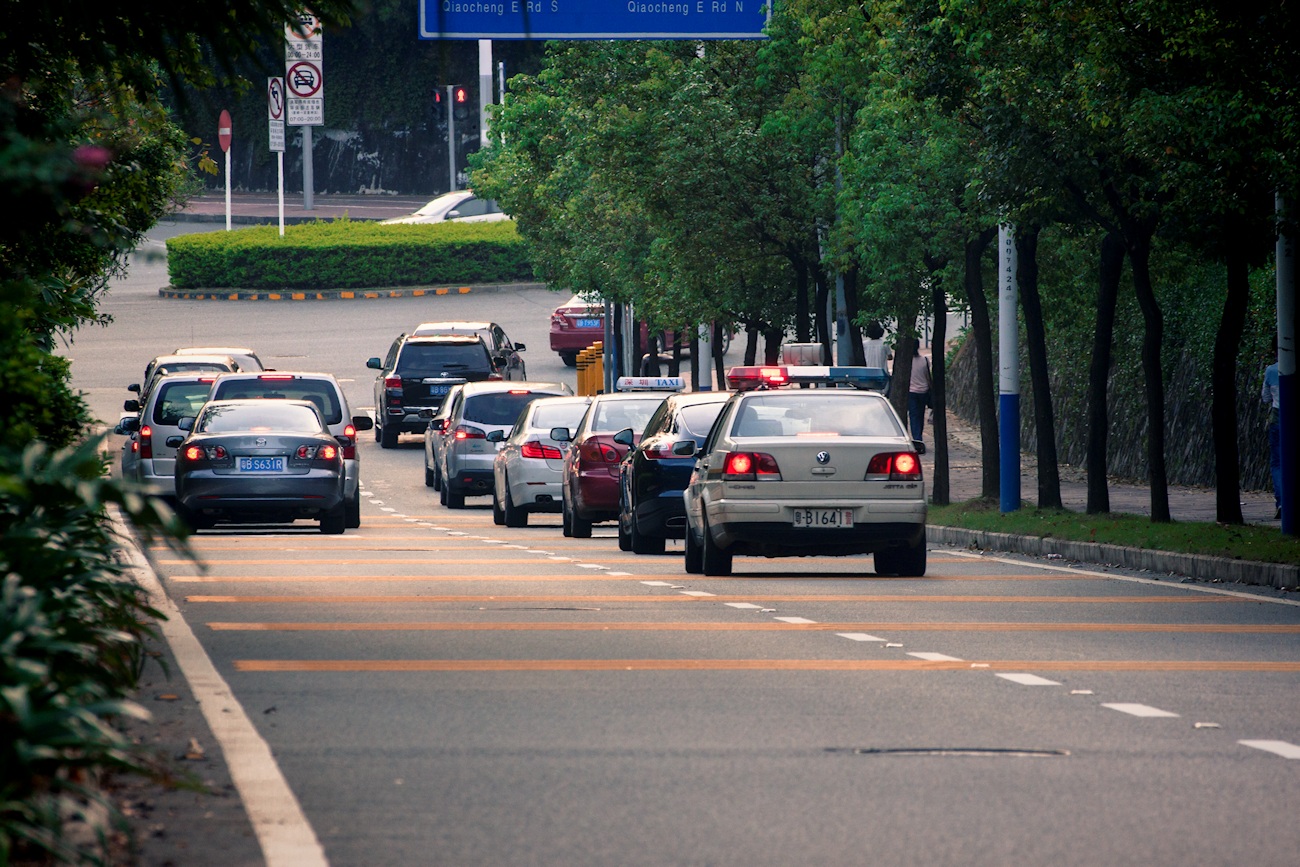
[453,86,468,104]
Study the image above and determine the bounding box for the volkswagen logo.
[255,437,267,446]
[816,451,830,464]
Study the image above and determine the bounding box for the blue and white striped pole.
[999,224,1021,513]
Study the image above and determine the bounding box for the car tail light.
[340,423,357,460]
[722,451,781,480]
[580,441,620,464]
[865,452,923,481]
[258,374,295,381]
[296,443,340,467]
[384,375,403,391]
[521,440,563,460]
[181,444,229,464]
[139,424,153,459]
[640,441,679,460]
[454,424,486,440]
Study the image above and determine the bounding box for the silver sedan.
[490,395,592,527]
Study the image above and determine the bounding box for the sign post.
[217,110,233,231]
[268,78,286,236]
[286,11,323,210]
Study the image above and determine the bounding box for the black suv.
[367,335,499,448]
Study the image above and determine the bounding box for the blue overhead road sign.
[419,1,770,40]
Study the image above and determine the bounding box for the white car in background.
[380,190,508,225]
[490,395,593,527]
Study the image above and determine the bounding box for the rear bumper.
[177,473,344,516]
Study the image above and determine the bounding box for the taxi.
[682,365,926,576]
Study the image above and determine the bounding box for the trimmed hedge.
[165,219,536,290]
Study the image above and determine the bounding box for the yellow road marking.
[209,621,1300,633]
[186,594,1230,604]
[233,659,1300,673]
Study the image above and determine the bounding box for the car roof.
[459,381,570,397]
[173,346,257,355]
[667,391,733,407]
[404,334,484,345]
[150,353,237,366]
[412,321,493,333]
[212,370,339,382]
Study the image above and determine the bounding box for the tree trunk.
[843,267,865,365]
[930,278,950,506]
[1212,237,1250,524]
[763,326,782,365]
[965,227,999,499]
[1016,226,1062,509]
[815,265,832,363]
[744,323,759,366]
[889,300,920,421]
[1087,231,1124,514]
[795,262,811,343]
[712,322,726,390]
[1126,234,1171,523]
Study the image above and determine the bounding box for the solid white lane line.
[1102,703,1180,718]
[837,633,888,642]
[775,616,817,624]
[1238,740,1300,759]
[909,652,964,662]
[996,673,1062,686]
[115,512,327,867]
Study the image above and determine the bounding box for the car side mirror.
[128,383,141,394]
[118,416,140,434]
[549,427,572,443]
[514,342,526,352]
[446,209,462,219]
[178,417,195,432]
[486,429,507,443]
[612,428,634,447]
[165,436,184,448]
[351,415,374,432]
[672,440,697,457]
[366,357,382,370]
[123,399,140,412]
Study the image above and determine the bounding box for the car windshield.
[211,378,342,424]
[591,398,661,434]
[198,403,323,434]
[530,402,589,431]
[732,394,903,438]
[677,402,728,438]
[152,381,215,426]
[399,343,492,374]
[464,391,547,426]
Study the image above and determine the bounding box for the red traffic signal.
[454,86,468,103]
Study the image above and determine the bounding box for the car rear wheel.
[561,496,573,537]
[491,491,505,525]
[570,508,592,539]
[424,462,437,487]
[617,516,632,551]
[631,517,666,555]
[503,484,528,528]
[560,352,578,367]
[684,525,703,574]
[319,505,346,535]
[380,423,399,449]
[874,540,927,577]
[346,493,361,529]
[701,518,732,576]
[444,484,465,509]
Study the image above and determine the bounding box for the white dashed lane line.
[726,602,763,610]
[775,617,817,624]
[908,652,964,662]
[996,673,1062,686]
[837,633,888,642]
[1102,703,1180,718]
[1238,740,1300,759]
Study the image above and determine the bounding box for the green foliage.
[0,437,195,864]
[0,286,93,451]
[165,220,536,290]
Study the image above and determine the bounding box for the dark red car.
[555,392,665,538]
[548,294,605,367]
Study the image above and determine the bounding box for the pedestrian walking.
[1263,341,1282,519]
[908,349,932,453]
[862,321,893,371]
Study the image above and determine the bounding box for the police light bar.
[726,366,890,392]
[616,376,686,392]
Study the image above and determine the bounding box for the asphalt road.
[64,224,1300,866]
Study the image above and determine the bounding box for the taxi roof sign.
[726,366,890,392]
[616,376,685,392]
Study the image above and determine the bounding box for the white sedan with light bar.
[682,366,926,576]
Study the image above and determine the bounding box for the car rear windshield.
[732,394,903,438]
[198,403,323,433]
[464,391,548,426]
[210,378,342,424]
[591,398,661,434]
[398,343,492,375]
[152,381,215,426]
[531,402,589,431]
[677,402,727,439]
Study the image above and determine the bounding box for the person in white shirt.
[908,349,932,452]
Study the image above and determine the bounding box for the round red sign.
[218,110,233,153]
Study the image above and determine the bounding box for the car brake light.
[580,441,620,463]
[865,452,923,481]
[521,440,564,460]
[640,441,678,460]
[341,424,357,460]
[259,374,295,380]
[384,375,402,390]
[139,424,153,459]
[182,444,228,462]
[454,424,486,440]
[722,451,781,480]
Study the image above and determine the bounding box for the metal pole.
[999,223,1021,513]
[697,324,712,391]
[277,151,285,237]
[1277,193,1297,536]
[302,125,314,210]
[224,146,232,231]
[479,40,493,147]
[447,85,456,191]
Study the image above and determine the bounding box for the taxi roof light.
[616,376,685,392]
[725,365,890,392]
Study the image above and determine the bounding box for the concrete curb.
[158,281,548,301]
[928,525,1299,590]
